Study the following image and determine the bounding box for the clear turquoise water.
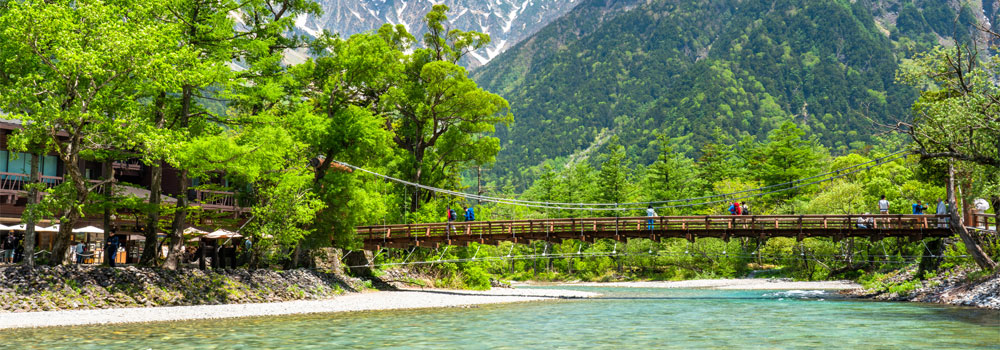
[0,287,997,349]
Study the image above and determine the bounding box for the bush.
[462,266,491,290]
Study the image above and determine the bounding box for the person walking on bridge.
[464,205,475,221]
[878,195,890,228]
[446,206,456,235]
[646,205,657,230]
[936,198,949,228]
[878,195,890,214]
[912,200,927,215]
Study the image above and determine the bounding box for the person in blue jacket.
[464,206,475,221]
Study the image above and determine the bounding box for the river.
[1,287,997,349]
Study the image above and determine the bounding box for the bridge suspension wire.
[350,249,968,269]
[334,151,909,212]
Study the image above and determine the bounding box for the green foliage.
[475,0,982,190]
[387,5,513,212]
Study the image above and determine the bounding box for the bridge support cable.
[350,248,973,269]
[333,151,910,212]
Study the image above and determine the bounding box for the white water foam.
[764,290,828,299]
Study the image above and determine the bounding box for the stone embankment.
[849,266,1000,309]
[0,265,365,313]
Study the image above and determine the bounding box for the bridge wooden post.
[796,216,804,242]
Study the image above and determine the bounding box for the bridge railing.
[357,214,951,242]
[971,213,997,231]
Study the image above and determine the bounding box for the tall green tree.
[747,122,828,205]
[152,0,243,269]
[290,28,401,250]
[895,42,999,271]
[157,0,320,269]
[598,136,633,215]
[387,5,512,211]
[0,0,182,265]
[643,135,707,214]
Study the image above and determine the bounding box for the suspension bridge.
[357,214,953,250]
[337,151,990,254]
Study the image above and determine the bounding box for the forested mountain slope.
[474,0,987,188]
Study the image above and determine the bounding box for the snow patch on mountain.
[300,0,579,67]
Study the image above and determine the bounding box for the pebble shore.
[0,288,596,329]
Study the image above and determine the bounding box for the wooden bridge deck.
[358,214,954,250]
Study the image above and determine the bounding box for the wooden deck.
[357,214,954,250]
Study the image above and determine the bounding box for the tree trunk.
[50,153,87,266]
[140,161,163,265]
[140,92,167,266]
[948,160,996,271]
[165,170,190,270]
[102,160,113,266]
[165,85,194,270]
[410,156,423,212]
[23,153,40,267]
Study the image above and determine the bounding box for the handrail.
[357,214,952,241]
[193,189,239,211]
[356,214,948,229]
[971,213,997,230]
[0,172,64,194]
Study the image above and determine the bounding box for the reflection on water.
[1,287,997,349]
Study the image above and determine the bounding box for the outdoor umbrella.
[9,224,55,232]
[204,229,242,239]
[72,226,104,234]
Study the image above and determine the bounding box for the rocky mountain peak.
[298,0,580,68]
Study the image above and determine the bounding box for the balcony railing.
[0,172,64,193]
[112,159,143,171]
[1,171,242,213]
[193,189,241,212]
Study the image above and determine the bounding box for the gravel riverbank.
[845,266,1000,309]
[0,265,365,313]
[0,288,597,329]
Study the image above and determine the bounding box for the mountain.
[474,0,988,188]
[296,0,582,67]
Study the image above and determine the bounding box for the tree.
[387,5,512,211]
[748,122,827,206]
[598,136,633,216]
[0,0,181,264]
[289,28,400,251]
[134,0,242,267]
[157,0,320,269]
[894,41,999,271]
[643,135,707,214]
